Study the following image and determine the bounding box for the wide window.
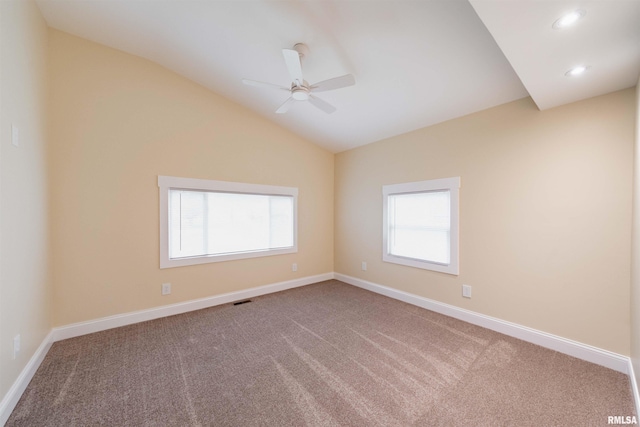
[159,176,297,268]
[382,177,460,275]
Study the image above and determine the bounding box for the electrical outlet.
[361,261,367,271]
[292,263,297,272]
[13,334,21,359]
[162,283,171,295]
[462,284,472,298]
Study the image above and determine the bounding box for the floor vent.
[233,300,252,306]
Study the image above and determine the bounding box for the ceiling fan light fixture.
[292,89,310,101]
[553,9,586,29]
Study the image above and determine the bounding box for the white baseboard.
[1,273,332,425]
[335,273,630,374]
[2,271,635,425]
[52,272,334,342]
[0,330,54,426]
[628,359,640,417]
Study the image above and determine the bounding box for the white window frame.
[158,175,298,269]
[382,177,460,275]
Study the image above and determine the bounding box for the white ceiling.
[470,0,640,111]
[35,0,639,153]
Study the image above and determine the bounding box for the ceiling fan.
[242,43,355,114]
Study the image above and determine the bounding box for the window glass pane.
[170,190,207,258]
[269,196,294,249]
[388,190,451,264]
[169,190,294,259]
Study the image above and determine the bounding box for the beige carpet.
[7,280,636,426]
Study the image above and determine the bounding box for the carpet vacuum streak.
[6,280,636,426]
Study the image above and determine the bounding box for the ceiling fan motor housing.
[291,80,310,100]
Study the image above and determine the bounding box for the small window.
[382,177,460,275]
[159,176,297,268]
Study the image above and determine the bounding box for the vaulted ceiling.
[36,0,640,153]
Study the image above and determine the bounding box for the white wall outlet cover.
[362,262,367,271]
[292,263,298,272]
[462,284,472,298]
[162,283,171,295]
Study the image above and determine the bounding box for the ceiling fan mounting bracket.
[293,43,309,59]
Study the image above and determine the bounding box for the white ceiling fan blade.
[276,97,296,114]
[242,79,289,91]
[308,95,336,114]
[310,74,355,93]
[282,49,303,83]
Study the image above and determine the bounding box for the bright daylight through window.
[158,176,297,268]
[383,177,460,275]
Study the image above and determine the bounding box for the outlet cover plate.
[162,283,171,295]
[462,284,472,298]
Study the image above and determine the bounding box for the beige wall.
[0,0,51,400]
[631,79,640,386]
[48,30,334,326]
[335,90,634,355]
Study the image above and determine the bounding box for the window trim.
[382,177,460,275]
[158,175,298,269]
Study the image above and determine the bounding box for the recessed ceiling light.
[565,65,590,77]
[553,9,586,29]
